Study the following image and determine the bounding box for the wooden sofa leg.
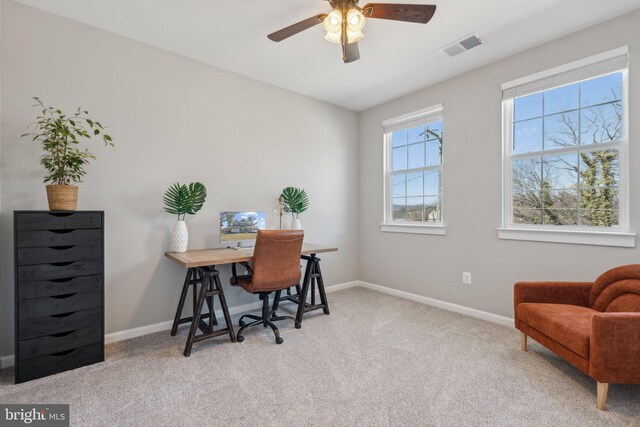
[596,382,608,410]
[520,331,527,352]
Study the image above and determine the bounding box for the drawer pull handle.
[50,277,74,283]
[50,330,77,337]
[49,245,75,251]
[51,293,77,299]
[51,311,77,318]
[49,261,75,267]
[48,212,74,217]
[51,349,76,357]
[49,229,74,234]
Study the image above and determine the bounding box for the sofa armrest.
[514,281,593,327]
[590,313,640,384]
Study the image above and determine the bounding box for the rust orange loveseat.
[514,264,640,410]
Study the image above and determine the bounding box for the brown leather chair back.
[248,230,304,293]
[590,264,640,312]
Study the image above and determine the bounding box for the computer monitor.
[219,211,267,248]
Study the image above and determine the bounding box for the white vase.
[290,218,302,230]
[171,220,188,252]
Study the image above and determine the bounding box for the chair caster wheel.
[295,323,301,329]
[276,337,284,344]
[237,335,245,342]
[239,320,245,327]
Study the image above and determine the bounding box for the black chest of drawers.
[14,211,105,383]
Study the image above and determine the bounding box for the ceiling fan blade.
[342,41,360,64]
[362,4,436,24]
[268,14,327,42]
[340,19,360,63]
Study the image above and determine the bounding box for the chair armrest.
[514,281,592,327]
[590,313,640,383]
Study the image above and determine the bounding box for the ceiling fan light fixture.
[266,3,437,63]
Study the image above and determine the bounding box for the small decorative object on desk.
[280,186,309,230]
[21,97,114,211]
[163,182,207,252]
[274,195,289,230]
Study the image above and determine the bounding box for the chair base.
[236,292,295,344]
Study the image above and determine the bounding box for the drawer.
[16,212,102,231]
[18,275,102,300]
[17,229,102,248]
[16,343,104,383]
[18,308,103,340]
[18,244,102,266]
[19,291,102,320]
[18,326,102,361]
[18,260,102,282]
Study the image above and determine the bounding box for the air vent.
[439,33,484,57]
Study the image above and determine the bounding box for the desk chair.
[230,230,304,344]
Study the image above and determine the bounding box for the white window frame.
[381,104,446,235]
[499,47,635,247]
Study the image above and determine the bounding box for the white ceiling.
[14,0,640,111]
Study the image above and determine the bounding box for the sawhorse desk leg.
[294,254,330,328]
[171,266,235,356]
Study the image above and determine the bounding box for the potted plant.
[280,186,309,230]
[21,97,114,211]
[163,182,207,252]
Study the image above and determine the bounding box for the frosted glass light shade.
[347,29,364,44]
[346,8,366,31]
[323,10,343,33]
[325,30,342,44]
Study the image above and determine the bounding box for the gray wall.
[0,1,359,357]
[358,10,640,319]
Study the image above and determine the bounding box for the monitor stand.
[228,242,254,251]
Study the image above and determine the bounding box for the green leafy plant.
[163,182,207,221]
[280,187,309,219]
[21,97,114,185]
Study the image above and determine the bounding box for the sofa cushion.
[517,303,597,358]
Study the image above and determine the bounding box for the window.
[382,104,444,234]
[500,47,634,247]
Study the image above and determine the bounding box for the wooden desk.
[165,243,337,268]
[165,243,337,356]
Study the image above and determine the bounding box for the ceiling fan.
[267,1,437,64]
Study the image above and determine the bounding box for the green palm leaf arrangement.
[281,187,309,219]
[163,182,207,220]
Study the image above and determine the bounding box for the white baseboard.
[0,354,15,370]
[0,280,360,369]
[104,299,264,344]
[325,281,359,293]
[357,281,514,328]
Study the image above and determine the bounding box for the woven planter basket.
[46,185,78,211]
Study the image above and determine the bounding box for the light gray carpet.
[1,287,639,426]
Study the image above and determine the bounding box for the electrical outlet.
[462,272,472,284]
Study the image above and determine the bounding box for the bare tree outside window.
[511,72,622,227]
